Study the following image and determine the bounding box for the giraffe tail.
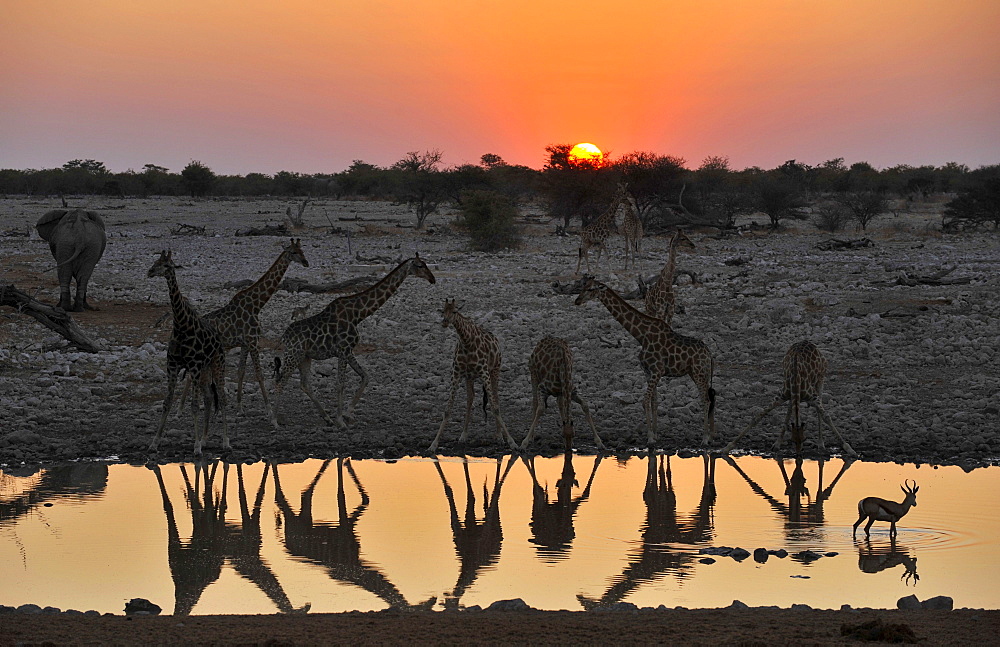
[482,386,489,421]
[273,356,282,381]
[209,381,220,414]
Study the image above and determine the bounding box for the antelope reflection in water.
[151,461,307,615]
[1,463,108,524]
[434,456,517,610]
[272,459,435,611]
[523,451,603,561]
[578,451,716,610]
[723,456,854,545]
[857,536,919,585]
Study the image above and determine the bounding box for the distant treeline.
[2,147,998,231]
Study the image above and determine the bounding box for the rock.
[596,602,639,613]
[486,598,532,612]
[16,604,42,614]
[922,596,954,610]
[792,550,823,562]
[753,548,769,563]
[730,547,751,561]
[728,600,750,610]
[768,549,789,558]
[124,598,162,616]
[897,594,922,610]
[42,606,61,614]
[699,546,734,556]
[699,557,716,564]
[791,604,812,611]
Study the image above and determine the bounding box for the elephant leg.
[56,263,75,311]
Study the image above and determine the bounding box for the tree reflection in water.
[578,451,717,609]
[150,461,307,615]
[272,458,435,611]
[0,463,108,524]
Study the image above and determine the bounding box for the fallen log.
[895,266,971,286]
[815,238,874,251]
[279,276,375,294]
[236,223,290,237]
[0,284,101,352]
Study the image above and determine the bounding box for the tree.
[181,160,216,197]
[539,143,610,229]
[615,151,689,226]
[480,153,505,169]
[456,190,522,251]
[62,159,108,175]
[755,174,806,229]
[839,191,889,231]
[943,167,1000,230]
[391,150,448,228]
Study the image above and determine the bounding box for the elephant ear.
[36,209,69,242]
[83,210,107,233]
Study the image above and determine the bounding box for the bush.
[457,190,522,251]
[813,201,850,232]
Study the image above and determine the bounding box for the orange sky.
[2,1,998,174]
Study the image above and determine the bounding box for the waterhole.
[1,455,996,614]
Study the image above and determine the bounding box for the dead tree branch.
[0,284,101,352]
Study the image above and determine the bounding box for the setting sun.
[569,143,604,165]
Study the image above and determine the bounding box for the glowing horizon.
[1,1,998,175]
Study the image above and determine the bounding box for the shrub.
[457,190,522,251]
[813,201,850,233]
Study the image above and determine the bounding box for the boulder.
[897,594,922,610]
[922,596,954,610]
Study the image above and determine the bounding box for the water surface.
[1,455,996,614]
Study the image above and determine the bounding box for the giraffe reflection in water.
[858,537,919,585]
[434,456,517,610]
[0,464,108,524]
[578,451,717,610]
[723,455,854,544]
[272,459,435,611]
[524,452,603,561]
[150,461,307,615]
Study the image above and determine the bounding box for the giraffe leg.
[298,358,334,426]
[773,403,793,452]
[576,246,584,275]
[691,371,716,446]
[644,378,659,447]
[572,390,604,451]
[723,399,782,453]
[429,373,462,453]
[520,386,544,450]
[558,392,573,452]
[235,347,248,414]
[248,346,272,422]
[343,354,369,425]
[150,367,180,452]
[194,375,212,456]
[458,377,475,443]
[212,358,230,452]
[489,369,517,450]
[175,374,192,420]
[335,357,348,429]
[816,402,857,456]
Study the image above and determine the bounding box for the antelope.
[853,479,918,538]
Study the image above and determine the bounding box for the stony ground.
[1,196,997,469]
[3,608,999,646]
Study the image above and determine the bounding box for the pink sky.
[2,1,998,175]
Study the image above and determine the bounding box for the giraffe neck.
[449,311,485,349]
[164,266,199,332]
[335,259,413,323]
[659,236,682,284]
[230,249,294,314]
[593,285,662,345]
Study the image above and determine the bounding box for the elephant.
[35,209,107,311]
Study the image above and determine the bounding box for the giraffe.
[271,254,435,430]
[620,186,644,270]
[574,277,716,447]
[575,182,628,274]
[178,239,308,418]
[722,340,857,456]
[427,298,517,452]
[520,336,604,452]
[147,250,229,455]
[644,229,695,324]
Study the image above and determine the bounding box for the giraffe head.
[407,253,436,284]
[441,297,458,328]
[573,276,603,306]
[671,229,696,251]
[284,238,309,267]
[147,249,176,278]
